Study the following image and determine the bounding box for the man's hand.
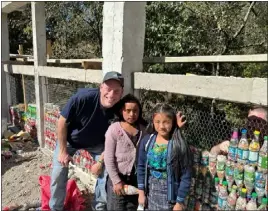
[219,140,230,154]
[91,162,103,176]
[173,202,185,211]
[58,151,73,167]
[113,181,125,196]
[210,140,230,156]
[177,111,186,128]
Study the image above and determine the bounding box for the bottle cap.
[232,185,237,190]
[215,177,219,182]
[241,129,247,134]
[264,136,268,141]
[223,181,228,186]
[262,198,267,204]
[252,192,257,198]
[242,188,247,193]
[254,130,260,135]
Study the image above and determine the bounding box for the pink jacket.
[104,122,146,185]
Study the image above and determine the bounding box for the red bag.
[39,175,86,211]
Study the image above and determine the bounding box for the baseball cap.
[103,71,124,87]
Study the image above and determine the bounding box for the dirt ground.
[1,144,94,211]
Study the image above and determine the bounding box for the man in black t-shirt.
[49,71,124,211]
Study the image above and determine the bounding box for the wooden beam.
[46,40,52,59]
[143,54,268,63]
[17,44,28,112]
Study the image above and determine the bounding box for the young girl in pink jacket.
[104,94,147,210]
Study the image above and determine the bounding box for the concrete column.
[31,2,48,147]
[102,2,146,95]
[1,12,11,121]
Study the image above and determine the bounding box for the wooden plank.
[134,72,268,105]
[82,61,102,70]
[22,75,28,112]
[143,54,268,63]
[18,44,28,112]
[9,54,33,58]
[46,40,52,59]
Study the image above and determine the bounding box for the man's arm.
[57,115,68,154]
[210,140,230,155]
[56,115,73,167]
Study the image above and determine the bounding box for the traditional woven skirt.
[147,176,174,210]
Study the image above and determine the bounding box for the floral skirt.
[147,176,174,210]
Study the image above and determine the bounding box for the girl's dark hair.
[113,94,147,126]
[148,103,193,180]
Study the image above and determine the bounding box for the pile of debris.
[1,128,37,161]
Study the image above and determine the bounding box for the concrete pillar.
[1,12,11,121]
[31,2,48,147]
[102,2,146,95]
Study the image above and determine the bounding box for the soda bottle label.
[248,151,259,162]
[237,149,249,160]
[255,171,266,188]
[228,147,237,161]
[258,155,268,169]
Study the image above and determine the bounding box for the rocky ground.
[1,143,95,211]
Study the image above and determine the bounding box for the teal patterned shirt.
[147,142,168,179]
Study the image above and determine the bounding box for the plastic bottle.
[255,171,267,205]
[137,204,144,211]
[209,153,217,177]
[248,130,261,166]
[237,129,249,164]
[235,188,247,210]
[215,177,220,192]
[124,185,138,195]
[258,136,268,173]
[257,197,268,210]
[246,192,258,210]
[225,185,237,210]
[234,162,244,188]
[218,181,228,210]
[225,160,235,191]
[209,177,218,209]
[244,164,255,198]
[217,155,227,183]
[228,128,239,161]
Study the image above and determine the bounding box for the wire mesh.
[23,75,36,104]
[9,74,23,105]
[138,90,265,150]
[47,78,99,110]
